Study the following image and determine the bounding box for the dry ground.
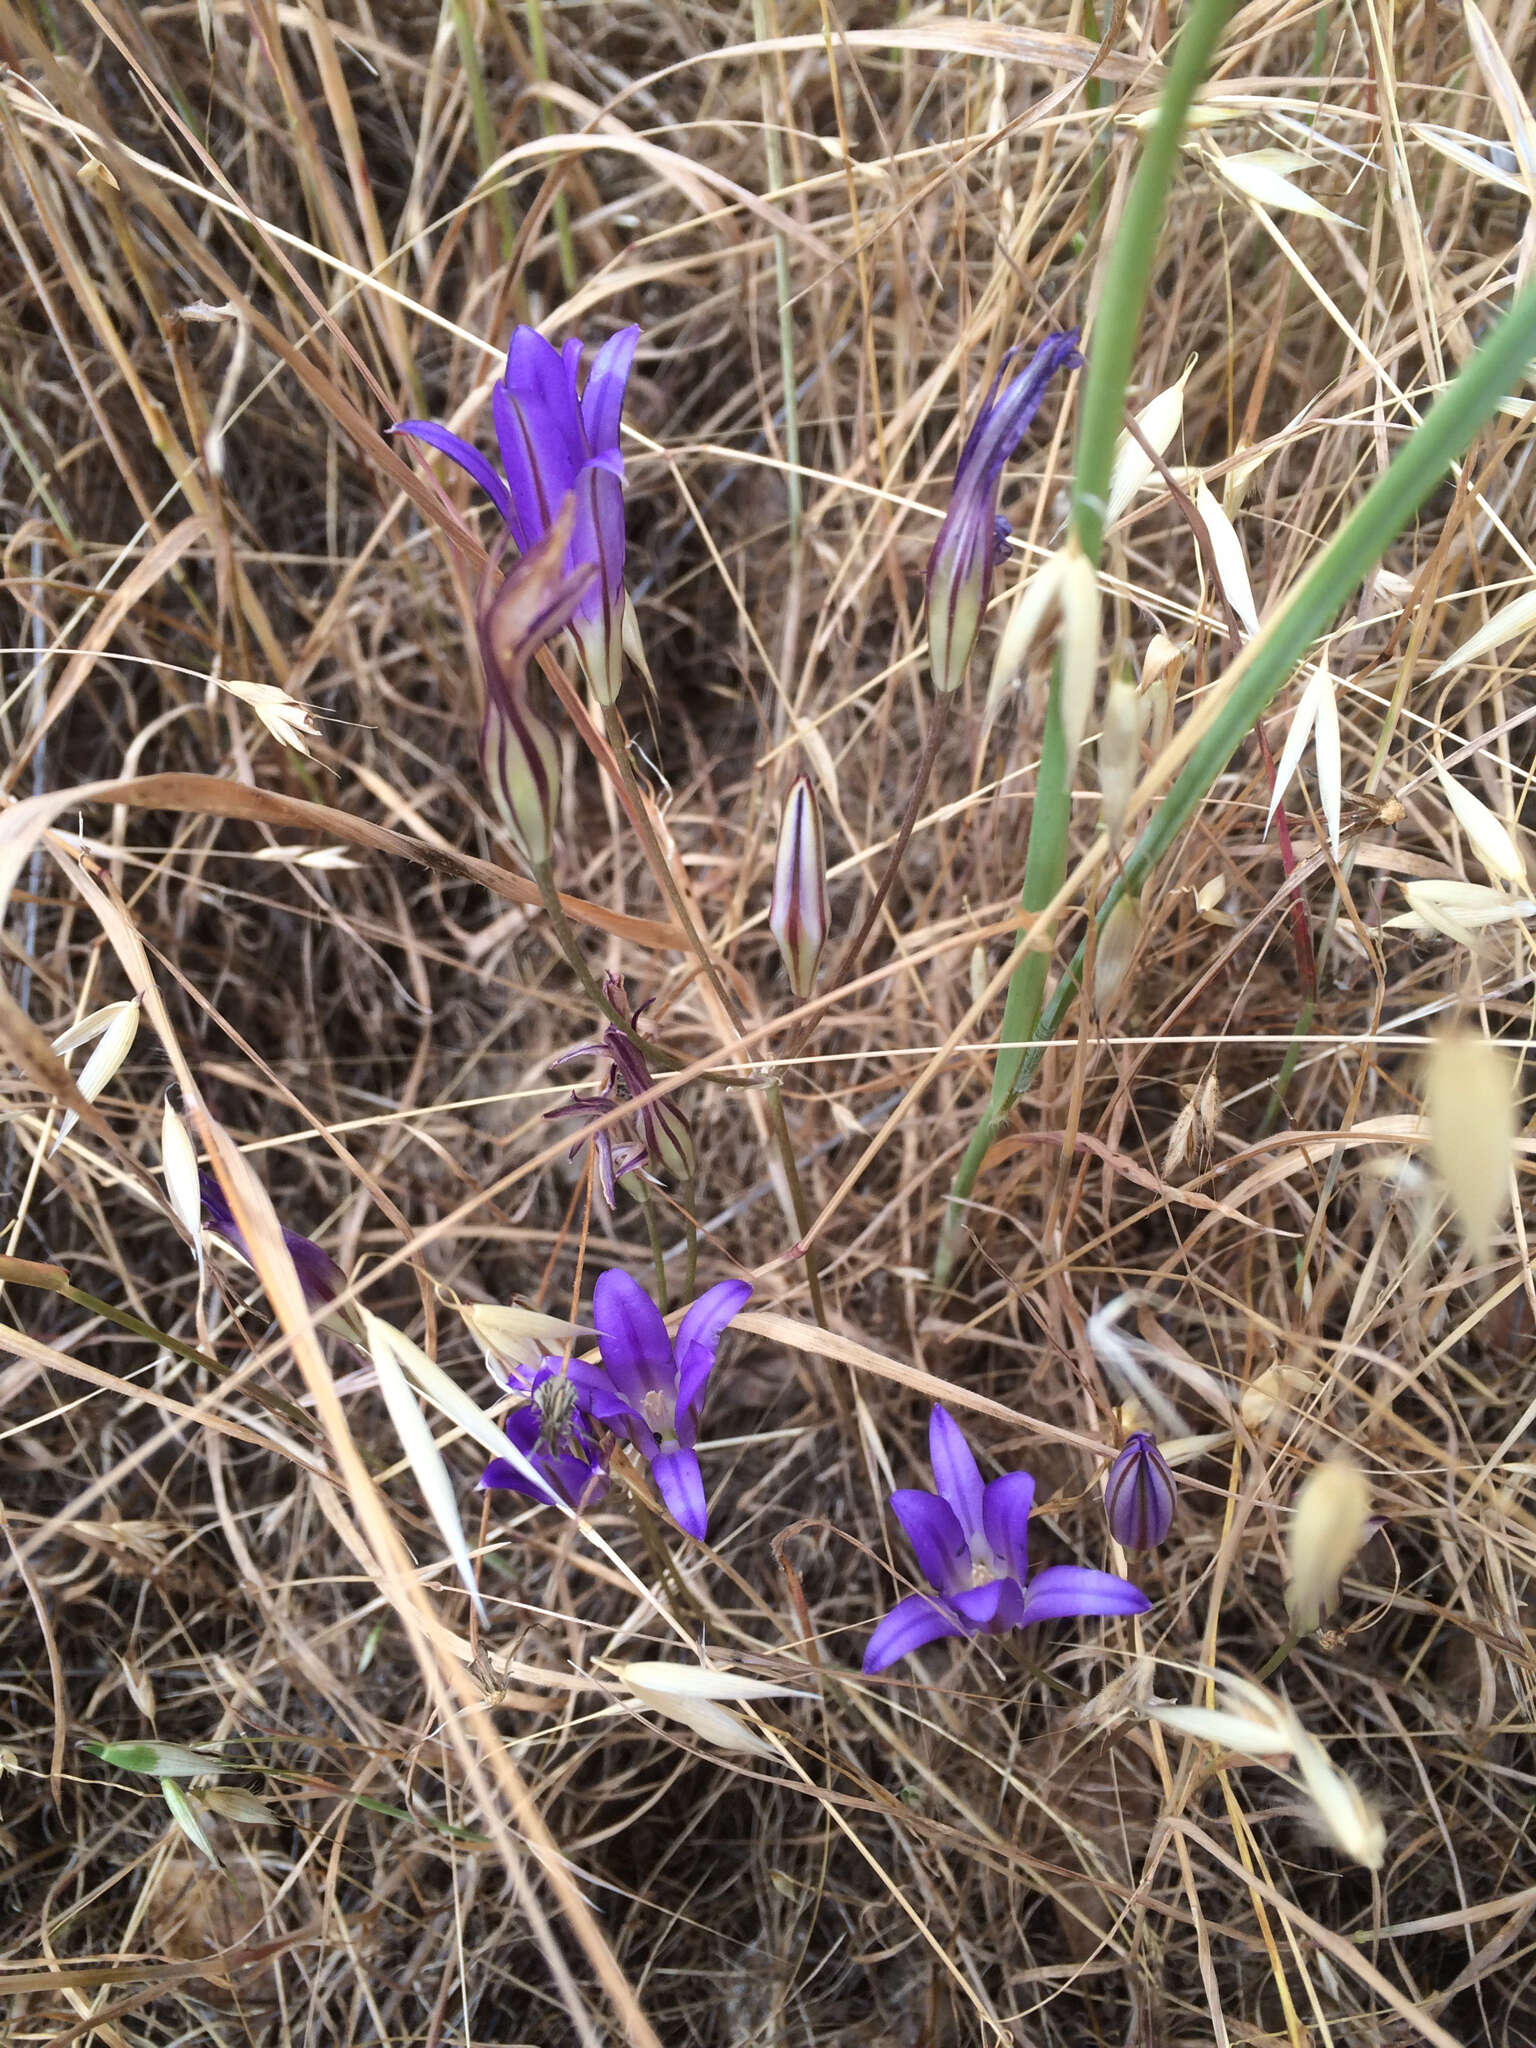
[1,1,1534,2043]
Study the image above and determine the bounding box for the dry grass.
[1,0,1534,2042]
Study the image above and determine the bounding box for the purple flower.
[925,330,1082,695]
[395,323,640,703]
[545,980,694,1205]
[479,1358,609,1512]
[566,1269,751,1541]
[864,1404,1148,1675]
[199,1172,348,1318]
[1103,1432,1176,1550]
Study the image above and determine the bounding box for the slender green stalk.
[531,857,618,1019]
[638,1186,669,1312]
[936,272,1536,1283]
[524,0,577,291]
[764,1076,827,1328]
[753,0,802,548]
[450,0,519,267]
[935,0,1238,1286]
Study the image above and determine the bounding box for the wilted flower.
[476,504,593,869]
[926,330,1082,695]
[1103,1432,1176,1550]
[199,1172,350,1324]
[567,1268,752,1540]
[545,981,695,1204]
[864,1404,1148,1674]
[479,1357,609,1511]
[395,323,640,702]
[769,775,829,996]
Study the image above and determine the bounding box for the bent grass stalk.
[935,272,1536,1285]
[934,0,1239,1286]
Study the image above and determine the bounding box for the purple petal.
[862,1594,966,1675]
[502,326,586,484]
[982,1470,1036,1581]
[478,1455,562,1510]
[579,324,640,460]
[949,1576,1024,1633]
[650,1444,707,1540]
[565,1357,638,1427]
[928,1404,985,1541]
[569,462,626,618]
[890,1489,966,1594]
[1018,1564,1150,1627]
[392,420,514,526]
[953,330,1082,500]
[492,384,563,548]
[673,1277,752,1427]
[593,1268,674,1396]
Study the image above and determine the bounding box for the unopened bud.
[476,501,593,871]
[769,776,829,997]
[1103,1432,1176,1549]
[1286,1455,1371,1635]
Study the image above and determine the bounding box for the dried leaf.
[1423,584,1536,684]
[983,552,1064,741]
[1266,666,1341,856]
[363,1313,487,1623]
[616,1661,808,1758]
[51,999,140,1150]
[1433,761,1528,888]
[1212,148,1356,226]
[1106,356,1196,527]
[1194,480,1259,635]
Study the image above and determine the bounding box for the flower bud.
[769,776,830,996]
[1104,1432,1176,1549]
[476,500,594,871]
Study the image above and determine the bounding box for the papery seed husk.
[1286,1456,1371,1634]
[1093,894,1142,1014]
[1424,1029,1516,1258]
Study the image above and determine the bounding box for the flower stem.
[601,703,742,1033]
[764,1075,827,1329]
[530,857,621,1021]
[638,1185,670,1313]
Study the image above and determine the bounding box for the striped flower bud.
[476,500,594,871]
[1104,1431,1176,1550]
[769,775,829,997]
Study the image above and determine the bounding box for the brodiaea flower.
[395,323,640,702]
[926,331,1082,695]
[864,1404,1148,1674]
[545,979,695,1206]
[567,1268,751,1541]
[479,1358,609,1512]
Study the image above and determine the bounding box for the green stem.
[450,0,519,268]
[936,271,1536,1287]
[753,0,801,548]
[530,856,617,1020]
[601,703,742,1032]
[524,0,577,291]
[764,1077,828,1329]
[638,1186,669,1312]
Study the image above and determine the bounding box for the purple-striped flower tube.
[864,1403,1148,1674]
[769,776,829,996]
[395,324,640,703]
[476,503,592,869]
[198,1173,353,1331]
[1103,1432,1176,1550]
[925,331,1082,695]
[479,1358,609,1512]
[566,1268,751,1541]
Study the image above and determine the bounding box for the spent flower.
[926,331,1083,695]
[545,980,695,1204]
[395,323,639,701]
[199,1172,351,1327]
[567,1268,751,1540]
[864,1404,1148,1674]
